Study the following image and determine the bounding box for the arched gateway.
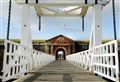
[55,48,66,60]
[45,35,75,60]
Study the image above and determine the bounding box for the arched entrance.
[55,48,66,60]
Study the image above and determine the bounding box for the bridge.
[1,0,119,82]
[13,60,109,82]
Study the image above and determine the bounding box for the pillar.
[89,5,102,49]
[21,5,33,70]
[21,5,32,49]
[51,45,54,55]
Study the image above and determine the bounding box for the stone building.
[33,35,89,60]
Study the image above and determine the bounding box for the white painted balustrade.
[32,50,55,68]
[66,50,92,71]
[67,40,119,82]
[2,40,55,82]
[93,40,119,82]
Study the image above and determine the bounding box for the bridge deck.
[14,60,107,82]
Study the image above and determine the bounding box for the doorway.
[56,48,66,60]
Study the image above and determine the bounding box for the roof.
[46,34,74,43]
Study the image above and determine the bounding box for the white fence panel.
[93,40,119,82]
[67,50,92,71]
[2,40,30,82]
[67,40,119,82]
[2,40,55,82]
[32,50,55,69]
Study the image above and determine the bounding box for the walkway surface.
[14,60,107,82]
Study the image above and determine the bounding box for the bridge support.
[89,5,102,49]
[21,5,33,49]
[21,5,33,70]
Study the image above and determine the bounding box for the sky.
[0,0,120,40]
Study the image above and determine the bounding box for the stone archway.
[55,48,66,60]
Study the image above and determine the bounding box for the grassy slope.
[0,39,120,43]
[0,39,46,43]
[76,40,120,43]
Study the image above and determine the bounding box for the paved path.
[14,60,107,82]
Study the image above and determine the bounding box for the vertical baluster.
[102,47,104,75]
[104,46,106,75]
[12,45,16,76]
[114,41,119,82]
[99,47,101,73]
[110,44,114,78]
[14,45,19,74]
[105,46,108,65]
[15,45,18,75]
[8,43,12,77]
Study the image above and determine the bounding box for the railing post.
[2,40,7,82]
[89,49,93,72]
[115,40,119,82]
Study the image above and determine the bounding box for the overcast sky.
[0,0,120,40]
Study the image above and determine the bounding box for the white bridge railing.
[67,40,119,82]
[2,40,55,82]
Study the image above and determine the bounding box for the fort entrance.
[55,48,66,60]
[45,35,75,60]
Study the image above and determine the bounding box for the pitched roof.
[46,34,74,43]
